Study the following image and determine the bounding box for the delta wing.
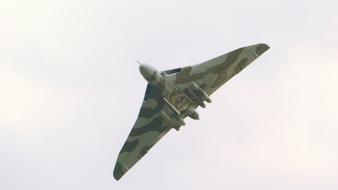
[113,85,178,180]
[167,43,269,95]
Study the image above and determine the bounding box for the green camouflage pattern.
[113,43,269,180]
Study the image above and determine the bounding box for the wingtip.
[261,43,270,49]
[255,43,270,56]
[113,169,123,181]
[113,164,123,181]
[114,175,122,181]
[113,162,128,181]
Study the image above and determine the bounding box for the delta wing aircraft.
[114,43,269,180]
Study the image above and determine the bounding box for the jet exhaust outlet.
[191,83,211,103]
[186,107,199,120]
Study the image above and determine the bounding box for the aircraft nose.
[139,64,156,79]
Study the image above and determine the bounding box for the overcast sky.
[1,0,338,189]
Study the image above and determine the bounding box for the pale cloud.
[0,0,338,190]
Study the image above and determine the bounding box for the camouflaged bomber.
[113,43,270,180]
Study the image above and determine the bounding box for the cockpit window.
[163,68,182,75]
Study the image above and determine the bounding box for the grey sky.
[0,0,337,189]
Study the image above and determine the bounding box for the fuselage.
[139,63,203,128]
